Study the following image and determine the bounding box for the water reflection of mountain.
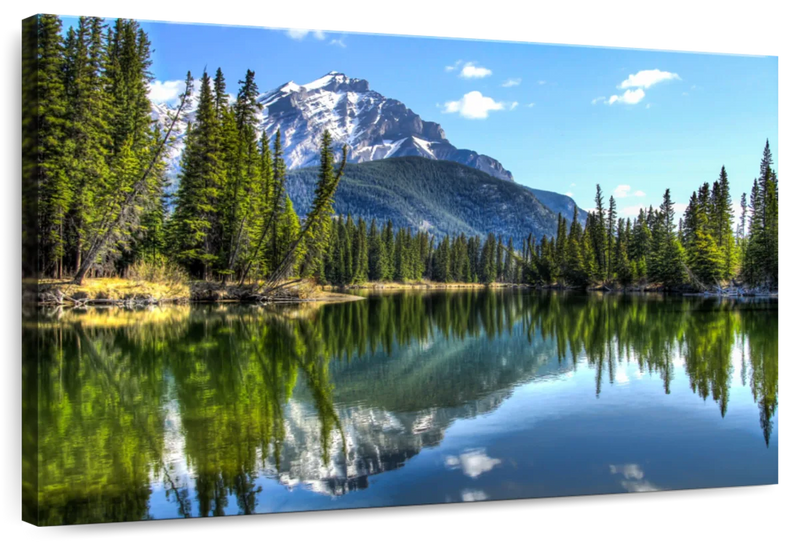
[277,296,575,496]
[25,291,777,523]
[284,328,570,496]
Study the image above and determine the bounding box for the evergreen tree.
[742,179,762,286]
[295,130,337,279]
[212,67,227,114]
[63,17,113,275]
[352,218,369,283]
[684,190,724,286]
[170,71,223,279]
[383,220,395,280]
[503,237,515,284]
[655,189,687,287]
[36,15,71,277]
[711,166,736,279]
[480,234,497,283]
[367,218,386,281]
[495,235,506,283]
[565,207,588,286]
[606,195,617,280]
[269,129,287,271]
[614,218,633,286]
[433,235,452,282]
[393,228,407,282]
[592,185,607,278]
[275,195,301,276]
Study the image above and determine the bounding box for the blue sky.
[63,17,779,218]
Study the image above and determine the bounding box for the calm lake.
[25,290,778,525]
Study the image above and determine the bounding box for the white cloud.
[445,60,463,72]
[445,449,501,479]
[502,78,521,87]
[622,205,648,217]
[619,69,681,89]
[597,69,678,108]
[566,192,574,197]
[614,185,632,198]
[526,102,536,108]
[286,29,326,40]
[329,38,346,48]
[461,489,488,502]
[510,101,519,110]
[460,62,492,79]
[538,80,547,85]
[614,185,647,198]
[443,91,508,119]
[608,88,646,105]
[149,80,184,105]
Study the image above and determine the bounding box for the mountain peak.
[300,71,369,93]
[155,71,514,187]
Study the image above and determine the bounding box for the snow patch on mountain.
[151,71,514,192]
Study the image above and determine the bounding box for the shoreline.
[30,277,776,308]
[332,281,531,292]
[31,278,367,308]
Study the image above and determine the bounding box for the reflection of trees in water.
[26,292,777,524]
[520,294,777,443]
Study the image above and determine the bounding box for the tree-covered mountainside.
[285,156,560,242]
[525,187,588,225]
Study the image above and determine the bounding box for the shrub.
[129,257,189,295]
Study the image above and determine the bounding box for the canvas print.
[21,14,778,526]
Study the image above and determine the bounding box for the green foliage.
[742,141,779,289]
[31,17,776,294]
[284,157,559,242]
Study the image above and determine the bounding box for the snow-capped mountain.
[151,71,514,187]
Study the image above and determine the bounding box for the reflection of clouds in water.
[614,368,630,384]
[621,480,661,492]
[610,464,661,492]
[461,489,488,502]
[610,463,644,480]
[446,449,501,478]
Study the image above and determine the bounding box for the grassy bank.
[35,278,364,306]
[37,277,190,302]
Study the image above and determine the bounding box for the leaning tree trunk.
[73,84,191,285]
[259,148,348,297]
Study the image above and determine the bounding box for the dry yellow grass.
[38,277,190,300]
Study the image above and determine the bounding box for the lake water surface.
[25,290,778,525]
